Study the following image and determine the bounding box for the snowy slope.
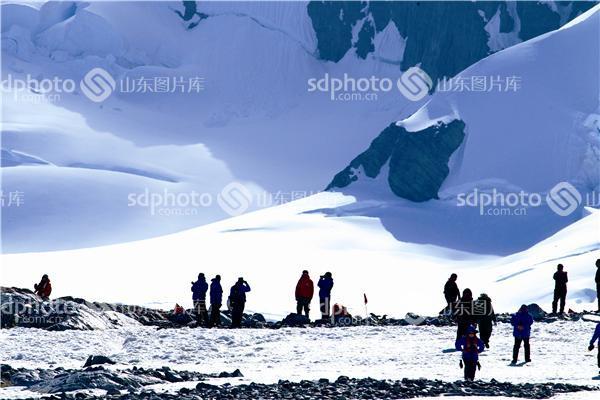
[1,91,271,252]
[327,4,600,254]
[1,0,412,190]
[2,192,599,318]
[1,1,593,253]
[0,1,416,251]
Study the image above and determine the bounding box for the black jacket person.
[454,288,476,340]
[475,293,496,348]
[229,278,251,328]
[444,274,460,307]
[552,264,568,314]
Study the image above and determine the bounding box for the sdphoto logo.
[217,182,253,217]
[546,182,582,217]
[80,68,116,103]
[307,67,433,102]
[397,67,433,101]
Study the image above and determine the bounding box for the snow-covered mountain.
[1,0,595,252]
[327,4,600,254]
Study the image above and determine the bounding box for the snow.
[1,90,274,252]
[1,0,421,251]
[395,104,459,132]
[372,21,406,65]
[332,4,600,255]
[483,3,521,52]
[1,321,599,398]
[2,192,599,318]
[0,0,415,191]
[429,4,599,194]
[382,4,599,194]
[1,3,599,398]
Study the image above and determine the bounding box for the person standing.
[229,278,251,328]
[475,293,496,348]
[454,288,476,340]
[317,272,334,320]
[209,275,223,328]
[455,325,485,381]
[33,274,52,300]
[511,304,533,364]
[595,259,600,312]
[295,270,314,319]
[191,273,209,327]
[588,322,600,375]
[552,264,568,314]
[444,274,460,308]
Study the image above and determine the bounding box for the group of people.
[186,270,335,328]
[190,274,251,328]
[453,305,534,381]
[449,259,600,381]
[294,270,334,320]
[29,259,600,380]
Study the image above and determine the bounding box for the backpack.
[464,336,479,354]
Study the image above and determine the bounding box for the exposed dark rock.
[2,287,593,331]
[327,120,466,202]
[0,287,170,330]
[281,313,311,327]
[1,365,242,394]
[10,373,598,399]
[218,369,243,378]
[83,356,116,368]
[307,1,595,82]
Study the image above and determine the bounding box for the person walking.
[229,278,251,328]
[444,273,460,310]
[475,293,496,348]
[588,322,600,375]
[552,264,568,315]
[511,304,533,364]
[455,288,476,340]
[191,273,209,327]
[209,275,223,328]
[595,259,600,312]
[455,325,485,381]
[33,274,52,300]
[295,270,314,319]
[317,272,334,320]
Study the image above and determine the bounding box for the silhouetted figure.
[229,278,251,328]
[595,259,600,312]
[444,273,460,309]
[588,322,600,374]
[33,274,52,299]
[191,273,209,327]
[552,264,568,314]
[209,275,223,328]
[318,272,334,319]
[475,293,496,348]
[295,270,314,319]
[511,304,533,364]
[454,288,476,340]
[455,325,484,381]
